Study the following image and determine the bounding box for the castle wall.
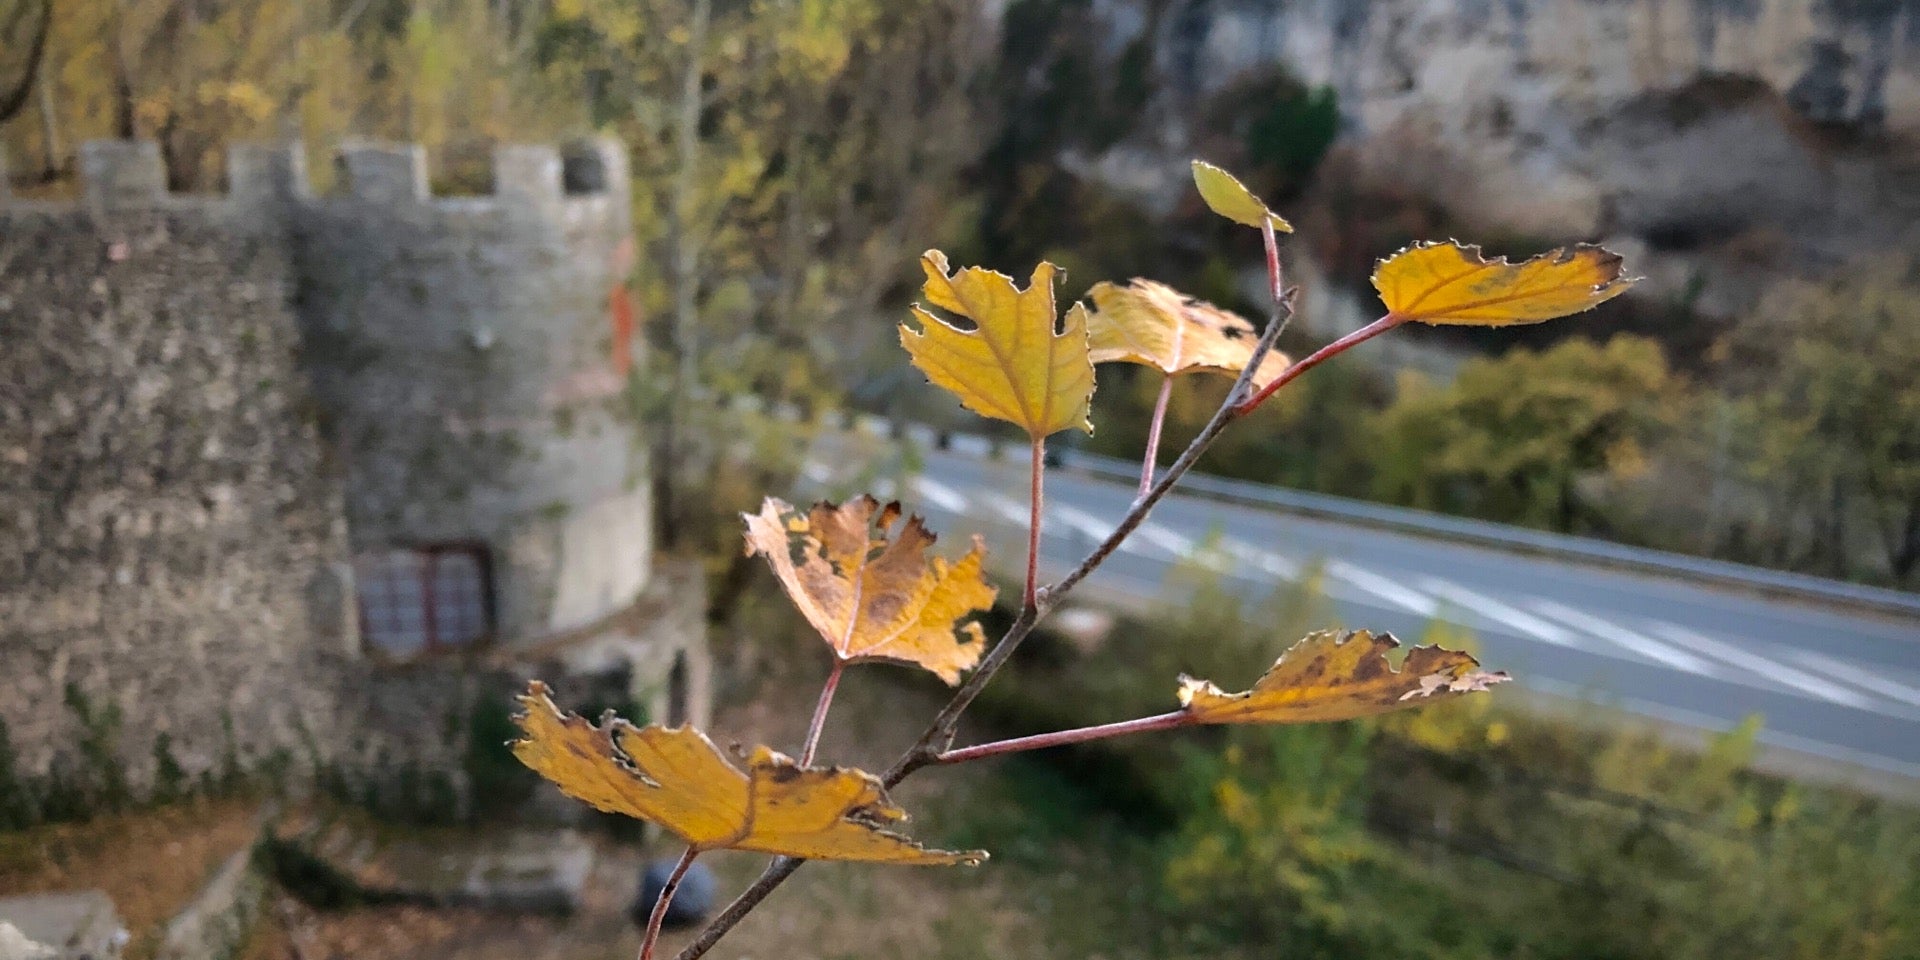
[0,143,356,797]
[289,139,652,645]
[1,135,681,820]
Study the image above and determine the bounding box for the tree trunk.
[658,0,711,550]
[0,0,52,125]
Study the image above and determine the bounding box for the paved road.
[800,441,1920,782]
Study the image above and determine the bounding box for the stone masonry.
[0,138,704,814]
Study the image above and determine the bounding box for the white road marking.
[1217,538,1300,580]
[801,461,832,484]
[1791,650,1920,709]
[1327,560,1438,616]
[1647,622,1875,709]
[983,492,1029,524]
[1418,577,1579,647]
[1136,522,1196,557]
[1051,504,1113,541]
[1529,600,1720,677]
[911,476,969,513]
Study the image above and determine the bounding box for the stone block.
[0,891,127,960]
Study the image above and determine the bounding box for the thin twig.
[672,233,1303,960]
[1139,374,1174,498]
[1237,313,1402,415]
[641,847,699,960]
[934,710,1195,765]
[800,660,845,766]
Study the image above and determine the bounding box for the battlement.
[0,137,630,213]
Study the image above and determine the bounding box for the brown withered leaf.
[512,682,985,864]
[1373,241,1635,326]
[743,496,996,685]
[1085,279,1291,387]
[1178,629,1509,724]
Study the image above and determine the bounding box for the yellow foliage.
[1179,629,1507,725]
[1372,241,1634,326]
[1085,279,1291,386]
[901,250,1096,439]
[1191,160,1293,232]
[742,496,996,684]
[512,682,985,865]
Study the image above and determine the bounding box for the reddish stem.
[1139,374,1173,499]
[934,710,1196,765]
[640,847,699,960]
[1262,220,1285,305]
[1025,434,1044,610]
[1237,313,1405,415]
[800,660,845,766]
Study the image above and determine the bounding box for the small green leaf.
[1192,160,1293,232]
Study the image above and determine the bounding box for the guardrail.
[1048,448,1920,620]
[777,406,1920,619]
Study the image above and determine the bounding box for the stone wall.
[0,142,355,798]
[1,137,693,821]
[289,139,651,645]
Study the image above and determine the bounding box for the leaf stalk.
[641,847,699,960]
[799,659,845,766]
[1139,374,1174,499]
[934,710,1196,765]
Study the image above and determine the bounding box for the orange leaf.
[1373,241,1635,326]
[743,496,995,685]
[1178,629,1508,724]
[512,682,985,864]
[1086,279,1290,387]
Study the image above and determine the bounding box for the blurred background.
[2,1,1918,958]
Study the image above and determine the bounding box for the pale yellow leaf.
[1192,160,1293,232]
[1373,241,1635,326]
[1086,279,1291,387]
[900,251,1095,438]
[512,682,985,865]
[1178,629,1508,724]
[742,496,995,685]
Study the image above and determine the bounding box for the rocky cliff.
[1089,0,1919,314]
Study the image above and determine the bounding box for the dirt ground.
[0,797,262,960]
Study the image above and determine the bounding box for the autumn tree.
[1366,334,1686,532]
[1718,255,1920,583]
[534,0,988,548]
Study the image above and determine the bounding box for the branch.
[0,0,52,125]
[672,225,1302,960]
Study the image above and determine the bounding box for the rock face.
[1108,0,1920,249]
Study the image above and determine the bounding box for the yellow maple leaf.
[900,250,1095,438]
[742,496,995,685]
[1373,241,1635,326]
[512,682,985,865]
[1191,160,1293,232]
[1086,279,1292,387]
[1178,629,1508,724]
